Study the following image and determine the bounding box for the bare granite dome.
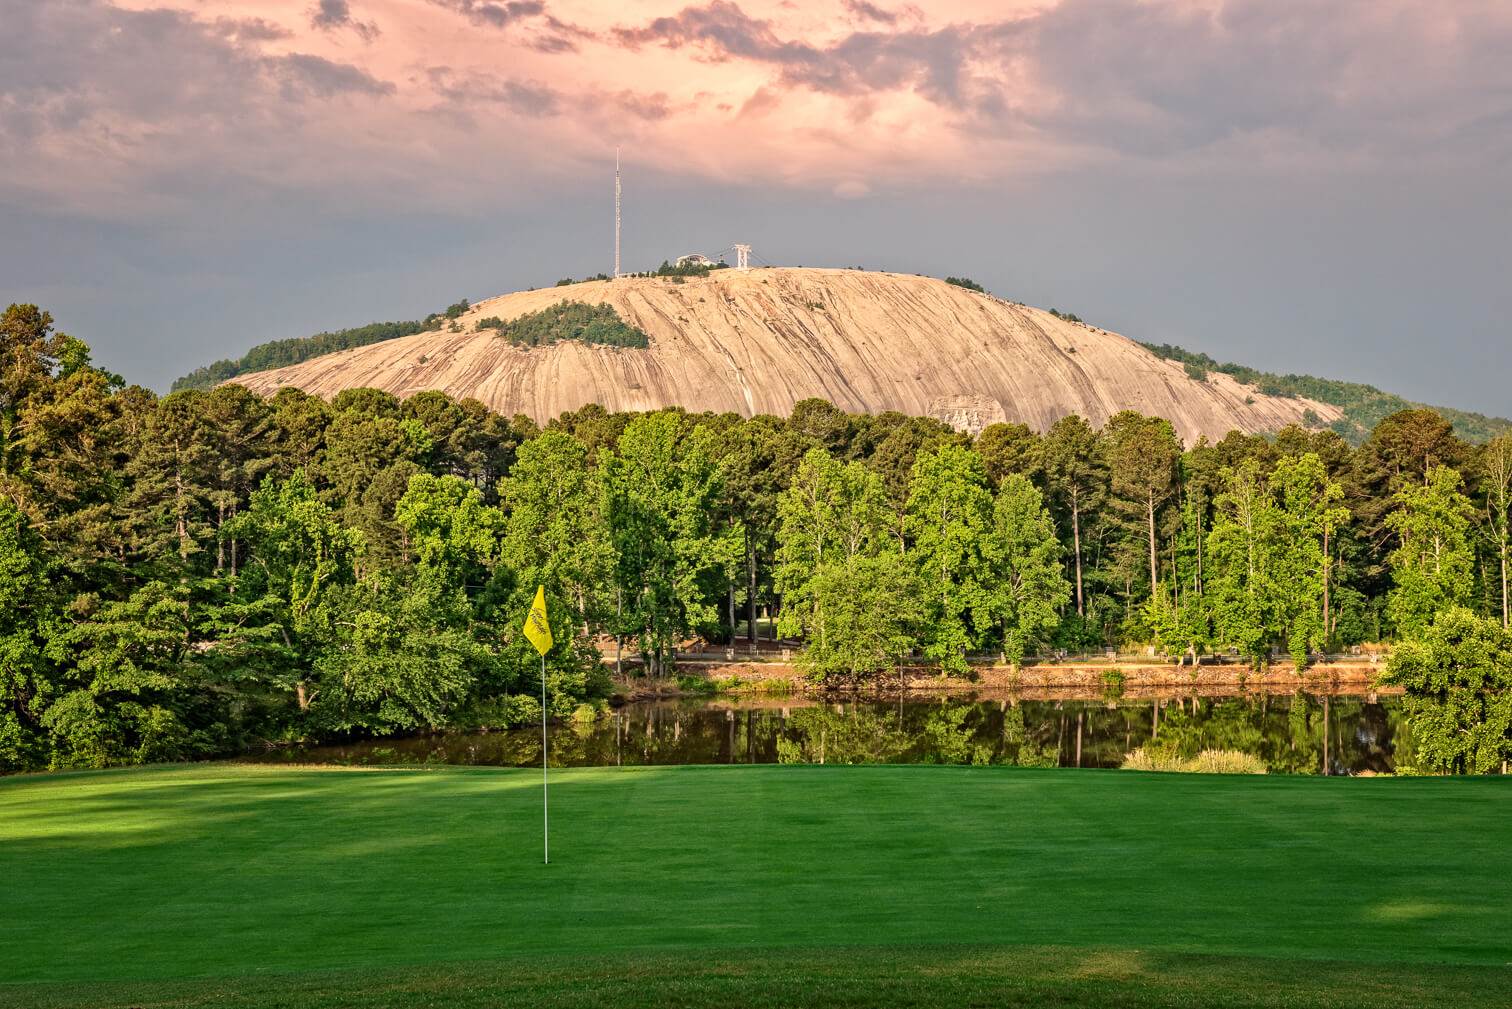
[231,268,1339,443]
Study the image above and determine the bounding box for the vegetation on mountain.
[1139,341,1512,443]
[944,276,985,293]
[5,300,1510,773]
[173,319,433,390]
[477,301,651,349]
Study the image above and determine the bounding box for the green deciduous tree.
[499,430,614,641]
[1384,607,1512,774]
[1207,454,1347,668]
[905,444,993,674]
[1477,435,1512,629]
[1386,465,1474,638]
[776,448,892,648]
[42,582,201,768]
[796,555,923,683]
[602,413,741,675]
[309,571,486,734]
[979,475,1069,668]
[223,471,364,713]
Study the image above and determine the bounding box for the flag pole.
[524,584,554,866]
[541,651,549,865]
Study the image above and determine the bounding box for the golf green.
[3,763,1508,1007]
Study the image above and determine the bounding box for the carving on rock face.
[929,394,1008,435]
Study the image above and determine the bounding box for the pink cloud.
[8,0,1512,220]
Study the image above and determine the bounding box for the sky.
[2,0,1509,413]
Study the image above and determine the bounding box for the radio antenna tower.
[613,147,622,279]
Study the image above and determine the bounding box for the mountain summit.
[230,268,1338,442]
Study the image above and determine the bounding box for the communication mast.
[734,243,751,270]
[613,148,622,279]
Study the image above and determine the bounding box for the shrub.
[1121,747,1267,774]
[489,302,650,349]
[944,276,986,293]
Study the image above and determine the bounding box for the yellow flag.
[524,584,554,656]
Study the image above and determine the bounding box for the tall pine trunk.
[1070,486,1084,617]
[1146,489,1157,596]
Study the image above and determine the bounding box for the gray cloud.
[213,17,294,42]
[309,0,380,42]
[0,0,397,216]
[427,67,563,115]
[277,53,395,99]
[429,0,547,29]
[842,1,898,25]
[610,2,993,108]
[426,67,672,122]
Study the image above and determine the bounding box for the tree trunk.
[1502,547,1509,630]
[1071,486,1084,617]
[175,459,189,562]
[748,538,759,651]
[295,681,309,711]
[1322,526,1331,648]
[1146,490,1158,596]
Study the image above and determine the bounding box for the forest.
[3,303,1509,773]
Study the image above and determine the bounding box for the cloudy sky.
[3,0,1509,412]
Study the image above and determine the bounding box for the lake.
[254,691,1405,774]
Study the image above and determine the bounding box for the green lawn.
[2,763,1509,1008]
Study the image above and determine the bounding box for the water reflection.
[254,692,1405,775]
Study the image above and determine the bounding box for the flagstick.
[541,651,549,865]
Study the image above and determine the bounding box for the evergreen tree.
[1040,415,1106,619]
[0,499,57,769]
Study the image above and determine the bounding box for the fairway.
[3,764,1510,1008]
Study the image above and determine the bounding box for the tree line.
[3,303,1509,772]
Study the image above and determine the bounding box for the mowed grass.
[2,763,1509,1008]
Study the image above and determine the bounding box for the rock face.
[231,268,1341,443]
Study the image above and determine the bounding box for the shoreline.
[611,657,1396,702]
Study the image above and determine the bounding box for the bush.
[1121,747,1267,774]
[491,301,650,349]
[944,276,986,293]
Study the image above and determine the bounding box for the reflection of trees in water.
[265,694,1405,772]
[776,707,911,764]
